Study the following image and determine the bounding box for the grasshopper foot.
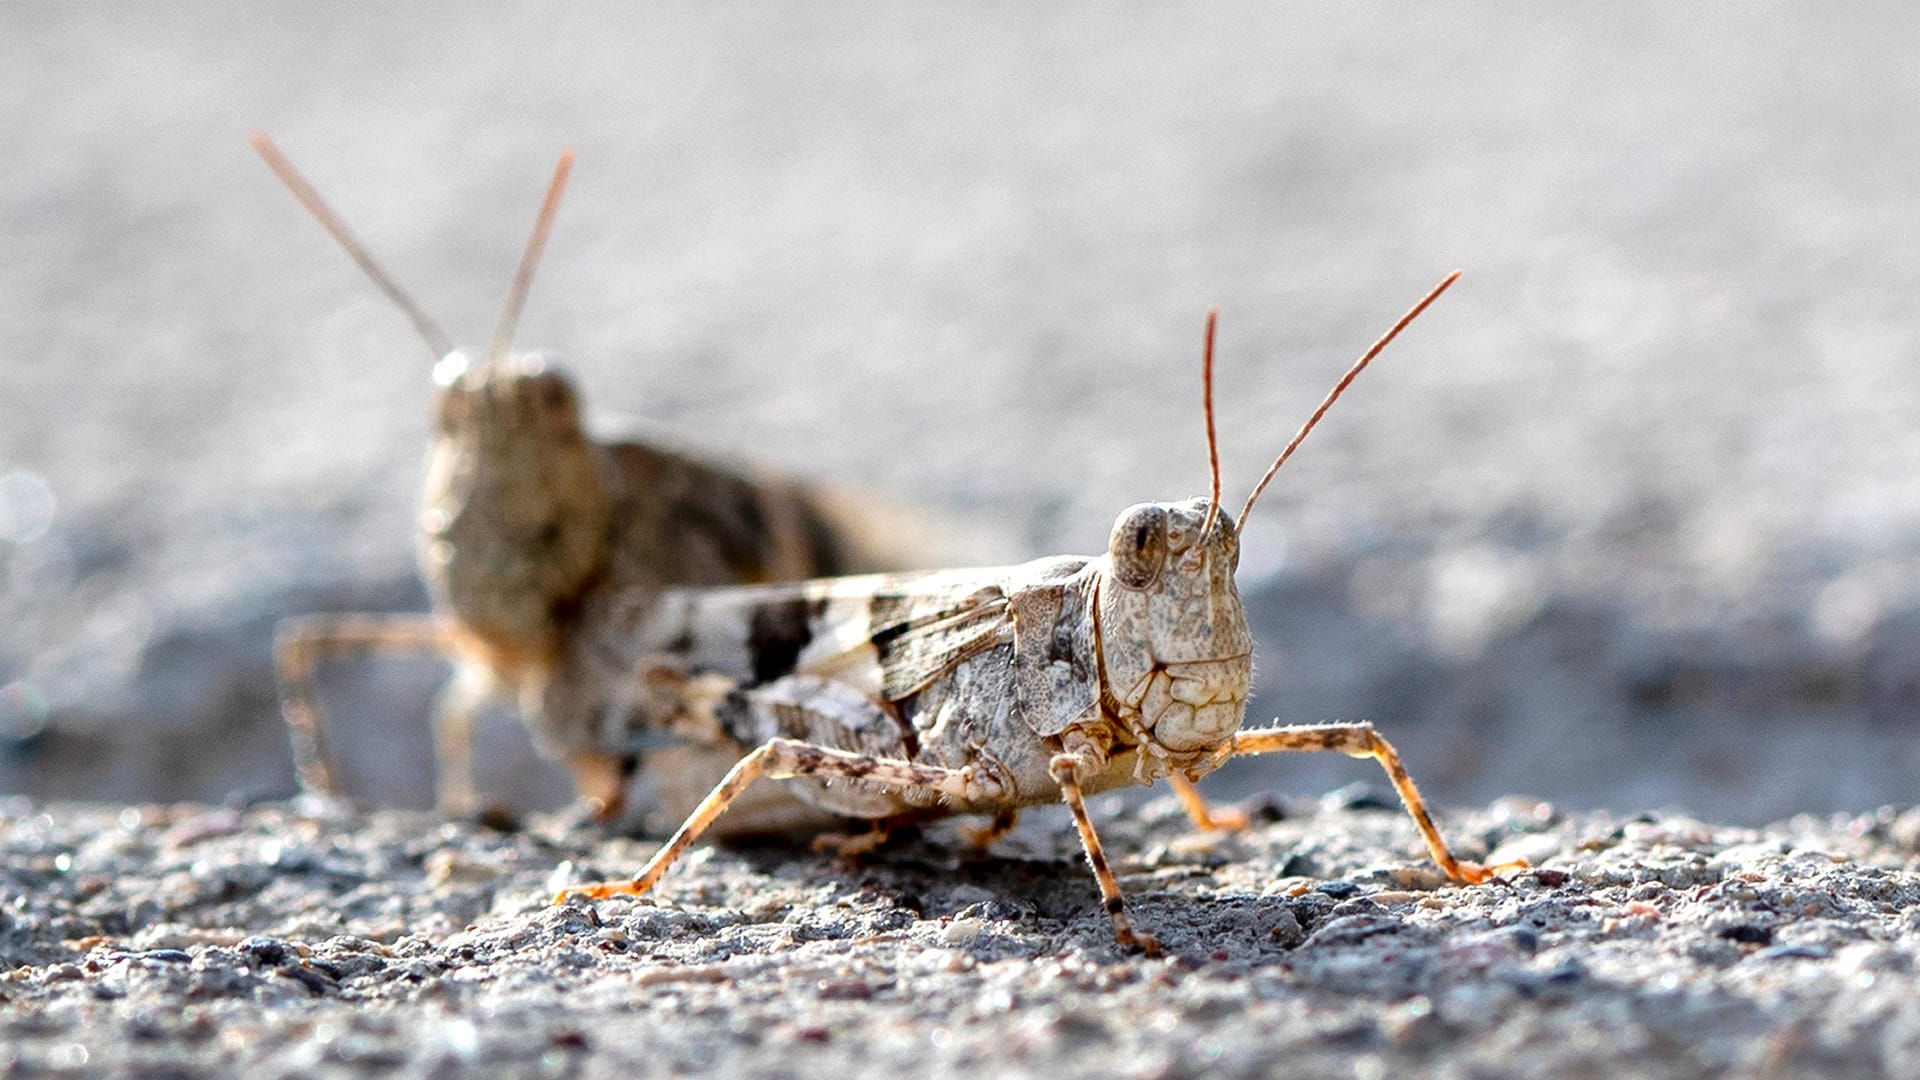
[1450,858,1531,886]
[552,879,650,906]
[1191,805,1253,831]
[452,801,520,833]
[1116,929,1163,957]
[811,826,894,859]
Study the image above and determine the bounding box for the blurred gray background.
[2,3,1916,823]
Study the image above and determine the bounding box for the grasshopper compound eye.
[1108,503,1169,589]
[516,363,576,412]
[523,366,584,437]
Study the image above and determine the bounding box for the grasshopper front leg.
[1051,731,1160,954]
[553,737,1000,903]
[274,613,452,800]
[1230,721,1528,883]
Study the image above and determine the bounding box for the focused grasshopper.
[555,271,1523,951]
[254,134,909,820]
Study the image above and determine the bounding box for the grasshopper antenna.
[1198,308,1224,543]
[248,131,456,362]
[1236,269,1461,529]
[485,149,575,371]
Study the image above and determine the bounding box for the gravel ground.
[7,793,1920,1079]
[6,7,1920,1077]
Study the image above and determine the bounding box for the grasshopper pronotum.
[253,135,905,819]
[556,271,1523,951]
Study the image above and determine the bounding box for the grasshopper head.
[249,135,595,662]
[1095,497,1253,754]
[419,350,610,657]
[1093,278,1459,756]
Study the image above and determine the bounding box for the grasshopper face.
[1096,497,1253,755]
[419,351,611,660]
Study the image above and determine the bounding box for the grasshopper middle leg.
[1230,721,1527,883]
[1168,773,1252,831]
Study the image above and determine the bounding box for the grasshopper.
[555,271,1524,951]
[253,134,907,821]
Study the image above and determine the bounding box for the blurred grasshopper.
[557,271,1523,951]
[253,134,907,820]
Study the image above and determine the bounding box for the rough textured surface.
[8,793,1920,1078]
[3,3,1919,822]
[5,9,1920,1075]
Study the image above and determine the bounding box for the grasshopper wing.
[806,556,1099,732]
[863,581,1013,699]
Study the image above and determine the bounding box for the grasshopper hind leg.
[554,736,1000,903]
[559,673,1007,901]
[1230,721,1527,884]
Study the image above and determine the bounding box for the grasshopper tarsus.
[810,813,934,859]
[1451,860,1533,887]
[564,752,633,823]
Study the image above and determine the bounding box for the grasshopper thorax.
[419,350,611,662]
[1095,497,1253,756]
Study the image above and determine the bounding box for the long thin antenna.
[247,130,455,361]
[486,149,575,368]
[1236,270,1461,529]
[1198,308,1223,542]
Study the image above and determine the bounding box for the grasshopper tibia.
[1051,736,1161,955]
[1230,722,1527,884]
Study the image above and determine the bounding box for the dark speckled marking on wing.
[866,583,1012,701]
[746,596,826,683]
[642,570,1016,719]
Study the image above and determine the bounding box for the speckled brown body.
[560,274,1521,950]
[280,350,909,819]
[258,138,911,818]
[595,499,1252,825]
